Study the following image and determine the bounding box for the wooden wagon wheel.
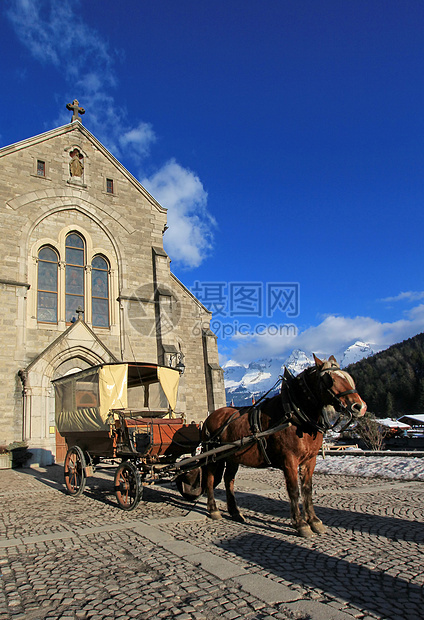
[114,461,142,511]
[64,446,87,496]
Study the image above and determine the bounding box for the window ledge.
[30,173,52,181]
[67,179,88,188]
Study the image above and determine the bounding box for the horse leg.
[205,461,223,520]
[300,458,326,535]
[224,461,244,523]
[282,459,314,538]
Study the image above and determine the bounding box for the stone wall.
[0,121,225,462]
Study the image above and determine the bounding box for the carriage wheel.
[64,446,87,496]
[114,461,142,511]
[176,467,204,502]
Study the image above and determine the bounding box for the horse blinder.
[319,369,358,410]
[321,373,333,389]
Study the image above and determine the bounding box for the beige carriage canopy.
[53,363,181,433]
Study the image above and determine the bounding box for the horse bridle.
[317,365,360,430]
[317,366,358,404]
[285,364,360,432]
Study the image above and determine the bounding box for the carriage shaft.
[143,420,292,483]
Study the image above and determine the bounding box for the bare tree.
[355,412,386,451]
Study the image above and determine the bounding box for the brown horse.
[202,354,366,537]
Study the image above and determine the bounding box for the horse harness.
[203,364,359,465]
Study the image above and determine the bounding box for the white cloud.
[7,0,215,268]
[227,306,424,364]
[7,0,125,147]
[142,160,216,268]
[119,123,157,160]
[381,291,424,303]
[7,0,113,79]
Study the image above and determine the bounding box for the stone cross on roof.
[66,99,85,123]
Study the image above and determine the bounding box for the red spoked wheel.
[114,461,142,511]
[64,446,87,496]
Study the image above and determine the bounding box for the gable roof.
[0,120,166,213]
[24,317,118,375]
[398,414,424,425]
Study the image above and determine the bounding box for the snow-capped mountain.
[283,349,315,375]
[223,358,285,405]
[339,341,375,367]
[222,359,247,387]
[223,341,375,406]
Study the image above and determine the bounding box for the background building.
[0,102,225,465]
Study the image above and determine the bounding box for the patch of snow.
[243,371,272,386]
[315,454,424,481]
[377,418,411,429]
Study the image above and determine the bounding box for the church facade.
[0,102,225,465]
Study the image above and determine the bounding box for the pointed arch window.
[37,246,58,323]
[65,232,85,323]
[91,255,109,327]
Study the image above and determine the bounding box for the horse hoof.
[209,510,222,520]
[298,525,315,538]
[310,520,326,535]
[231,513,245,523]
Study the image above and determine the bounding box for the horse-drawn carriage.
[54,356,367,536]
[53,362,202,510]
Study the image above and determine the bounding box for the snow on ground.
[314,454,424,481]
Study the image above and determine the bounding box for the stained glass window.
[66,233,85,322]
[92,255,109,327]
[37,246,58,323]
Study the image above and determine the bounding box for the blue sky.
[2,0,424,364]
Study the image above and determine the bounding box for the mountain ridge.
[345,332,424,415]
[224,341,375,406]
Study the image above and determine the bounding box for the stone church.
[0,100,225,466]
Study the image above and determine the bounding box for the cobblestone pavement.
[0,464,423,620]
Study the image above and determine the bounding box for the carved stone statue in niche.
[69,148,84,177]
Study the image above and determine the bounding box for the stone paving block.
[284,600,356,619]
[0,539,20,549]
[233,574,300,604]
[161,539,205,558]
[131,523,174,544]
[185,551,247,580]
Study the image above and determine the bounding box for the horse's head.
[311,354,367,429]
